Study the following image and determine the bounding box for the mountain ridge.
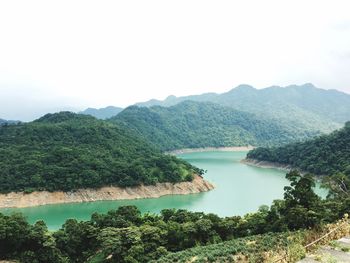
[110,101,321,151]
[79,106,123,119]
[133,83,350,136]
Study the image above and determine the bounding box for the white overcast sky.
[0,0,350,120]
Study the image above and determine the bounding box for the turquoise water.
[0,151,326,230]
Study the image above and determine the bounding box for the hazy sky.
[1,0,350,120]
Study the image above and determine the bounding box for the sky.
[0,0,350,121]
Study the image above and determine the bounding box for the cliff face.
[0,175,214,208]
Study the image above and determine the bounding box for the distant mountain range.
[111,101,320,151]
[136,83,350,133]
[79,106,123,119]
[0,118,20,126]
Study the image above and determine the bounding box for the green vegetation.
[137,83,350,134]
[1,170,349,262]
[247,122,350,176]
[154,231,306,263]
[0,112,201,193]
[112,101,318,151]
[80,106,123,120]
[2,85,350,262]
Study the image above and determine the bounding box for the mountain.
[0,118,19,126]
[136,83,350,133]
[110,101,319,151]
[247,122,350,176]
[0,112,200,193]
[80,106,123,119]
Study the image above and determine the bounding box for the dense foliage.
[80,106,123,120]
[155,231,305,263]
[112,101,318,151]
[0,112,201,193]
[136,83,350,133]
[247,122,350,176]
[1,171,349,263]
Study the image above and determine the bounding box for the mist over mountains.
[79,106,123,120]
[136,83,350,124]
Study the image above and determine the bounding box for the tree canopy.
[247,122,350,176]
[111,101,319,151]
[0,112,200,193]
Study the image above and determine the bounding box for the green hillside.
[247,122,350,176]
[111,101,319,151]
[137,83,350,133]
[0,112,200,193]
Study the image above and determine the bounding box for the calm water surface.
[1,151,326,230]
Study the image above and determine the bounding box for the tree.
[281,171,323,229]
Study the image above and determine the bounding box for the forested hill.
[136,83,350,133]
[0,112,200,193]
[247,122,350,176]
[111,101,318,151]
[79,106,123,119]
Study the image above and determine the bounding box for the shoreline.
[241,158,293,172]
[241,158,307,175]
[166,146,255,155]
[0,175,214,209]
[241,159,327,194]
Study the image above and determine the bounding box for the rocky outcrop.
[0,175,214,208]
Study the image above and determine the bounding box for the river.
[0,151,326,230]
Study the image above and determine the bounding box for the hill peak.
[230,84,256,92]
[285,83,317,90]
[35,111,94,123]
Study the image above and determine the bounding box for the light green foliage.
[154,232,303,263]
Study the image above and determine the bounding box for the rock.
[0,175,214,208]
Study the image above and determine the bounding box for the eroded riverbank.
[0,175,214,208]
[166,146,255,155]
[241,159,315,177]
[241,158,293,172]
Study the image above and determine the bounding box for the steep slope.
[80,106,123,119]
[0,112,201,193]
[111,101,318,151]
[246,122,350,176]
[136,83,350,133]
